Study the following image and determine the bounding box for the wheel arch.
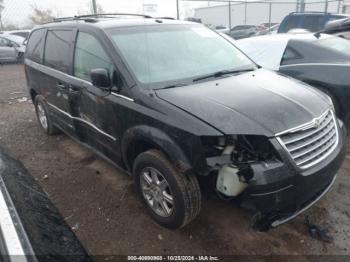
[304,80,343,119]
[29,88,38,102]
[121,125,192,175]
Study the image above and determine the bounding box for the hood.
[156,69,330,137]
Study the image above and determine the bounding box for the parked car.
[261,22,278,28]
[5,30,31,39]
[278,12,350,33]
[212,25,230,34]
[235,33,350,124]
[0,35,25,63]
[3,34,26,48]
[255,23,280,35]
[229,25,258,39]
[323,17,350,40]
[25,15,345,231]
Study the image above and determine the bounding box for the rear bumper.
[242,120,346,231]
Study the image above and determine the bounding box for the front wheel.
[133,150,201,229]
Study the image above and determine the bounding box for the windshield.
[108,24,255,86]
[314,36,350,56]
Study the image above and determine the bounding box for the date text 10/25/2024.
[127,256,220,261]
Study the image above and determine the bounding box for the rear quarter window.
[44,30,73,73]
[281,47,303,65]
[279,16,300,33]
[26,29,46,63]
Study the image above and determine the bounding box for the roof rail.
[53,13,153,23]
[289,11,331,15]
[155,17,176,20]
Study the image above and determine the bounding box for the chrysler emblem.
[312,118,321,129]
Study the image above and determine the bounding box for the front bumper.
[242,120,347,231]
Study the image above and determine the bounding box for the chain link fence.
[187,0,350,29]
[0,0,349,31]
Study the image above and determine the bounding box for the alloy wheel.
[140,167,174,217]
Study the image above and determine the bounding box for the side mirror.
[91,68,110,89]
[7,42,13,47]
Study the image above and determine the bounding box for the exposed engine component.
[216,164,248,196]
[203,135,281,197]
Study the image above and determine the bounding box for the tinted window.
[44,30,73,73]
[281,16,300,32]
[74,32,114,82]
[26,29,45,63]
[303,16,324,32]
[281,47,303,65]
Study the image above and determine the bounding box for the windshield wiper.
[161,83,188,89]
[193,68,255,82]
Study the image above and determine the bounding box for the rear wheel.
[34,95,60,135]
[133,149,201,229]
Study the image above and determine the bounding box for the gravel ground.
[1,64,350,259]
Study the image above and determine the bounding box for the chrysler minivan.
[24,14,346,230]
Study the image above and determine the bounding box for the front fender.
[121,125,192,173]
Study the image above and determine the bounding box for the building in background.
[143,3,158,16]
[194,0,348,28]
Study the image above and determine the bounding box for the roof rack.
[53,13,153,23]
[289,11,331,15]
[155,17,176,20]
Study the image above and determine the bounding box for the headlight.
[202,135,280,165]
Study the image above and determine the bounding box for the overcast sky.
[1,0,212,27]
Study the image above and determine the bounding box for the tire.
[16,52,24,64]
[133,149,201,229]
[34,95,61,135]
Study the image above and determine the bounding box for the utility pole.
[337,0,342,13]
[0,1,4,31]
[92,0,97,14]
[228,1,232,30]
[176,0,180,19]
[300,0,306,12]
[325,0,329,12]
[268,2,272,31]
[244,0,247,25]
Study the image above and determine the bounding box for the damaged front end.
[202,128,345,231]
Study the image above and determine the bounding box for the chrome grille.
[277,110,338,169]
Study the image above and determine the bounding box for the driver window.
[74,32,114,82]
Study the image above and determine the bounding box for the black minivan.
[25,14,346,230]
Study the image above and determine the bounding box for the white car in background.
[0,34,26,63]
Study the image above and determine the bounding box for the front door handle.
[69,86,80,94]
[57,83,66,89]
